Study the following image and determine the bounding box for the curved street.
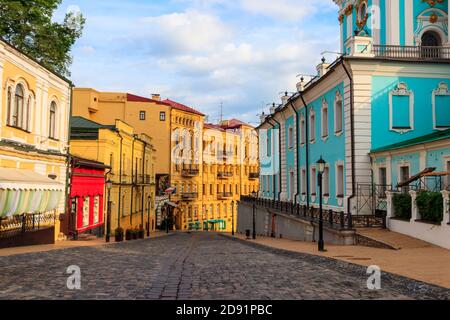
[0,232,448,300]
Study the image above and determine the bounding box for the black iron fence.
[0,212,56,239]
[372,45,450,60]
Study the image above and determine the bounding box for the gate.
[356,183,391,216]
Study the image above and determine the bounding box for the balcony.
[217,192,233,200]
[217,172,233,179]
[249,172,260,180]
[135,174,154,185]
[181,192,198,201]
[181,166,199,177]
[372,45,450,61]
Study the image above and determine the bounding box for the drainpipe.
[299,93,310,209]
[65,84,74,221]
[130,135,136,226]
[141,138,147,229]
[267,115,282,201]
[342,61,356,215]
[116,130,124,228]
[289,100,300,205]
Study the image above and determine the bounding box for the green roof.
[70,116,115,140]
[71,116,108,129]
[371,129,450,154]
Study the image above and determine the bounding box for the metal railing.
[249,172,260,179]
[181,192,198,200]
[372,45,450,60]
[217,172,233,179]
[0,212,56,239]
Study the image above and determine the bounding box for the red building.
[67,157,109,238]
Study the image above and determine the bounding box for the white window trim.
[321,99,329,141]
[432,82,450,130]
[309,108,316,143]
[335,161,345,207]
[389,82,414,134]
[334,91,343,136]
[288,125,294,149]
[323,165,330,205]
[397,161,411,186]
[300,114,306,146]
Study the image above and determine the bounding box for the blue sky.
[56,0,340,125]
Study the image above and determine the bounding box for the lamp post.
[231,201,235,236]
[251,191,257,240]
[147,195,151,237]
[316,156,326,252]
[105,179,113,243]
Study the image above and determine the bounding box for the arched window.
[13,84,24,127]
[421,31,442,58]
[49,101,57,139]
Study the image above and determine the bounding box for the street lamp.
[105,179,113,243]
[231,201,235,236]
[147,195,151,237]
[251,191,257,240]
[316,156,326,252]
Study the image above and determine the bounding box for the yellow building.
[0,39,71,246]
[70,117,157,233]
[71,88,259,232]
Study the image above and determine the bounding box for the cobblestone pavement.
[0,232,449,300]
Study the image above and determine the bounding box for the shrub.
[393,193,412,220]
[114,227,124,237]
[416,191,443,223]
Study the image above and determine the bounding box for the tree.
[0,0,85,77]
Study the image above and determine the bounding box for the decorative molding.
[432,82,450,130]
[389,82,414,134]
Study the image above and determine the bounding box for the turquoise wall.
[371,76,450,150]
[259,124,280,199]
[285,115,295,199]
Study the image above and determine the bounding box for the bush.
[393,193,412,220]
[416,191,443,223]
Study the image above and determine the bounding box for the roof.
[70,116,108,130]
[126,93,171,106]
[70,116,116,140]
[221,119,253,129]
[163,99,205,116]
[71,156,110,170]
[371,129,450,154]
[204,123,225,131]
[0,168,64,191]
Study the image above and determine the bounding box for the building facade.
[256,0,450,247]
[0,39,71,247]
[70,117,157,234]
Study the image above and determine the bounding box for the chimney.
[151,94,161,101]
[281,92,289,106]
[316,57,330,77]
[260,112,267,123]
[296,77,305,92]
[270,103,277,115]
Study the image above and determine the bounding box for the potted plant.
[114,227,124,242]
[138,225,145,239]
[132,227,139,240]
[125,228,133,241]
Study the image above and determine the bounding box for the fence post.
[328,209,333,226]
[441,191,449,227]
[409,190,419,222]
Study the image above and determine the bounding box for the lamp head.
[316,156,326,174]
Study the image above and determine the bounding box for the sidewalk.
[225,233,450,289]
[0,231,171,258]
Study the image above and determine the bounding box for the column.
[385,190,399,229]
[409,190,419,222]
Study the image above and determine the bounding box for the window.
[160,111,166,121]
[139,111,146,120]
[336,164,344,198]
[323,166,330,196]
[82,197,90,227]
[301,169,307,195]
[309,110,316,142]
[49,101,57,139]
[321,100,329,138]
[311,167,317,196]
[334,92,343,134]
[300,115,306,145]
[93,196,100,224]
[266,131,271,156]
[400,166,410,183]
[389,83,414,132]
[379,167,387,196]
[288,126,294,149]
[432,82,450,129]
[12,84,24,128]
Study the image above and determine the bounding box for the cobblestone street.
[0,232,449,300]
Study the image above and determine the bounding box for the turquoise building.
[257,0,450,219]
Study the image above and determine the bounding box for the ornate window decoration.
[432,82,450,130]
[321,98,329,140]
[49,101,57,139]
[389,82,414,134]
[356,0,369,29]
[421,0,446,8]
[6,81,33,132]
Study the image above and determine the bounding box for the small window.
[311,167,317,196]
[336,164,344,198]
[139,111,146,120]
[309,111,316,142]
[301,169,307,195]
[288,126,294,149]
[160,111,166,121]
[321,100,329,138]
[300,116,306,145]
[400,166,410,184]
[379,167,388,196]
[433,82,450,129]
[49,101,57,139]
[334,92,343,134]
[323,166,330,196]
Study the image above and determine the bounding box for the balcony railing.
[135,174,154,185]
[217,172,233,179]
[0,212,56,239]
[181,192,198,200]
[372,45,450,61]
[182,168,200,177]
[249,172,260,180]
[218,192,233,200]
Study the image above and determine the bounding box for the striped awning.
[0,168,64,217]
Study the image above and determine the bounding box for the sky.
[56,0,340,125]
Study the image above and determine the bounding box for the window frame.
[321,99,329,140]
[309,109,316,143]
[159,111,166,121]
[139,110,146,121]
[49,101,57,139]
[334,91,343,135]
[335,163,344,199]
[389,82,414,133]
[432,82,450,130]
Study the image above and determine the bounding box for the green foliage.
[114,227,124,237]
[416,191,443,223]
[393,193,412,220]
[0,0,85,77]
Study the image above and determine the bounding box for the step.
[356,228,434,250]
